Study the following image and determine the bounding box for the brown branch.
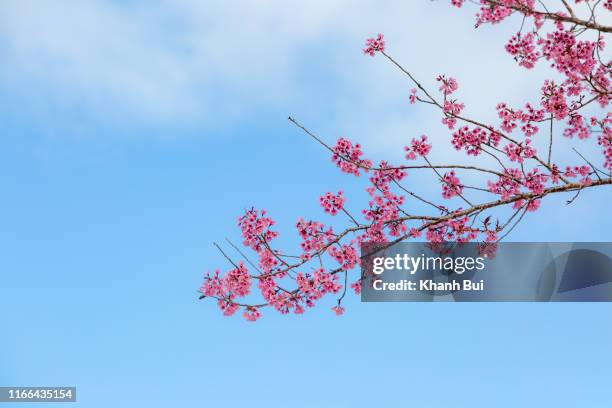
[341,207,361,227]
[213,242,238,269]
[359,177,611,262]
[483,0,612,33]
[206,177,611,309]
[497,202,530,241]
[225,237,263,275]
[547,115,553,166]
[288,116,518,180]
[379,52,569,182]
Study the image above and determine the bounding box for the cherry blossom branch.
[482,0,612,33]
[200,1,612,321]
[382,51,569,182]
[288,116,518,180]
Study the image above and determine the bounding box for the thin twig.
[213,242,238,269]
[225,238,263,274]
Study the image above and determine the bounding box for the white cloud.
[0,2,515,120]
[0,1,194,119]
[0,0,349,124]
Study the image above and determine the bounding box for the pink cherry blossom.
[218,299,240,317]
[363,34,385,56]
[332,137,372,176]
[331,305,345,316]
[503,140,536,163]
[441,171,464,199]
[328,244,359,271]
[541,80,568,119]
[564,115,590,140]
[451,126,489,156]
[405,135,432,160]
[243,307,261,322]
[296,218,334,258]
[409,88,418,104]
[222,262,251,297]
[320,191,345,215]
[505,32,539,69]
[238,208,278,251]
[436,75,459,95]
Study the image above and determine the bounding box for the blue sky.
[1,1,612,407]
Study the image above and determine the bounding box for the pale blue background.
[1,1,611,407]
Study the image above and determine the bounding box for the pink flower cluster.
[563,165,593,185]
[442,100,465,129]
[361,188,406,240]
[359,162,410,241]
[442,117,457,130]
[505,32,539,69]
[201,270,223,298]
[369,161,407,190]
[243,307,261,322]
[332,137,372,176]
[496,103,545,137]
[523,169,547,195]
[409,88,418,104]
[441,171,464,199]
[486,167,548,211]
[540,27,597,81]
[451,126,490,156]
[512,197,542,212]
[496,103,518,133]
[405,135,432,160]
[363,34,385,56]
[217,299,239,317]
[444,100,465,116]
[258,248,278,273]
[503,140,536,163]
[437,75,459,95]
[296,268,342,304]
[320,191,345,215]
[564,115,590,140]
[238,208,278,251]
[595,115,612,171]
[593,64,611,107]
[200,262,252,318]
[328,244,359,271]
[475,0,519,26]
[487,169,523,200]
[331,305,345,316]
[426,215,479,243]
[540,81,569,120]
[296,218,334,258]
[257,273,319,316]
[521,104,545,137]
[363,189,404,222]
[223,262,251,297]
